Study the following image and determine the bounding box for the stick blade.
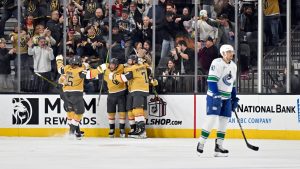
[247,143,259,151]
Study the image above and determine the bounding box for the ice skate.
[131,121,147,139]
[214,139,229,157]
[128,129,135,138]
[196,142,204,156]
[109,129,115,138]
[120,129,126,138]
[133,130,147,139]
[74,125,84,140]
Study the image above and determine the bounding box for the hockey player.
[111,55,155,138]
[56,55,105,139]
[84,58,127,138]
[196,44,239,156]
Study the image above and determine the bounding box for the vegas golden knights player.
[56,55,105,139]
[111,55,157,138]
[87,58,127,138]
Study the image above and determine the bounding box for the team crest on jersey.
[222,71,232,86]
[210,65,215,71]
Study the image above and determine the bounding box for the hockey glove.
[56,55,63,61]
[231,97,240,111]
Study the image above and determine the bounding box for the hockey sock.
[132,108,144,118]
[73,114,83,122]
[216,116,229,146]
[198,115,218,144]
[119,112,126,128]
[108,113,116,125]
[67,111,75,125]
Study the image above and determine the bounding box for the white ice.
[0,137,300,169]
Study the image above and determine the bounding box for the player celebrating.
[196,44,239,157]
[84,58,127,138]
[111,55,152,138]
[56,55,105,139]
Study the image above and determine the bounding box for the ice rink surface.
[0,137,300,169]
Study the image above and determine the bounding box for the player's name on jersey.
[237,105,296,113]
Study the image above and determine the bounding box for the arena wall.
[1,94,300,139]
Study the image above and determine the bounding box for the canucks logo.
[222,71,232,86]
[297,99,300,123]
[12,98,39,125]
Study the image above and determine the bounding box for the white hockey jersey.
[207,58,237,99]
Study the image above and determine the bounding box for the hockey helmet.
[109,58,119,70]
[69,55,82,66]
[127,55,138,64]
[220,44,234,56]
[109,58,119,67]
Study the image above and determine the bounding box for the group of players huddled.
[55,53,157,140]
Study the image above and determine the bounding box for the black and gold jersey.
[104,64,126,94]
[116,64,150,94]
[57,59,85,92]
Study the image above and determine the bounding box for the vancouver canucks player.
[196,44,239,157]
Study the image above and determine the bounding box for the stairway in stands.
[241,25,300,94]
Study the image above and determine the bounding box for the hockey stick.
[34,72,73,105]
[97,51,110,106]
[234,110,259,151]
[35,72,59,88]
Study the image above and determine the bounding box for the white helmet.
[220,44,234,56]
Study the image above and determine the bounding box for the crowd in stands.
[0,0,286,93]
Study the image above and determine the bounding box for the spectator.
[171,40,194,92]
[136,16,152,43]
[240,6,257,39]
[83,0,102,27]
[67,1,83,25]
[32,25,56,47]
[0,0,22,38]
[175,7,192,37]
[10,27,32,92]
[78,26,106,67]
[24,14,35,37]
[129,1,143,25]
[147,0,166,44]
[112,0,124,18]
[161,59,179,93]
[27,36,54,93]
[117,8,136,58]
[0,38,16,91]
[219,0,235,22]
[193,10,218,45]
[158,12,178,58]
[264,0,280,46]
[198,36,219,74]
[46,10,64,55]
[205,13,235,47]
[69,15,82,36]
[110,25,125,64]
[89,8,108,36]
[143,40,152,65]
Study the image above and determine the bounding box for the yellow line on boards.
[1,128,300,139]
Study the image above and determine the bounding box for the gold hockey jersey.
[57,59,85,92]
[87,63,126,94]
[116,64,149,93]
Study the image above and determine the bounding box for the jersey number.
[66,76,74,86]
